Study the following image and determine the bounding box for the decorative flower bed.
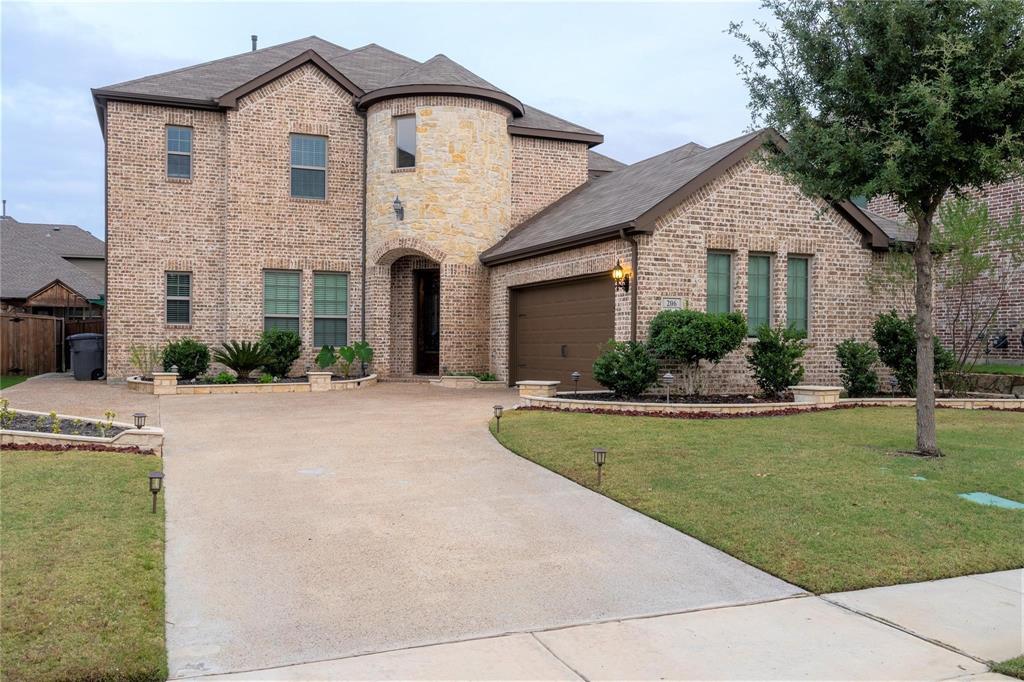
[0,407,164,455]
[127,372,377,395]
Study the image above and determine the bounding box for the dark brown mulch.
[557,392,793,404]
[0,442,155,454]
[519,404,843,420]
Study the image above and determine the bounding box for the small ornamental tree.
[648,309,746,395]
[592,341,659,399]
[746,325,807,398]
[731,0,1024,455]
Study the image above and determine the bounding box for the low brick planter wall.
[127,373,377,395]
[432,375,506,389]
[520,394,1024,417]
[517,380,561,398]
[1,410,165,455]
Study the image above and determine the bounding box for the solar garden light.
[889,376,899,395]
[571,370,581,397]
[592,447,607,486]
[493,404,504,432]
[170,364,179,375]
[662,372,675,403]
[148,471,164,513]
[133,412,147,429]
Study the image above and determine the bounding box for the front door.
[415,270,440,375]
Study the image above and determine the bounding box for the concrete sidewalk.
[188,567,1022,681]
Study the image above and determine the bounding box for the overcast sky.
[1,1,770,238]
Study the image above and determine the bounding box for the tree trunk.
[913,213,940,456]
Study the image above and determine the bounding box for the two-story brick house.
[94,36,912,389]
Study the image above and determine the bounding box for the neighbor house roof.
[481,129,896,265]
[588,150,627,174]
[93,36,600,144]
[0,216,105,301]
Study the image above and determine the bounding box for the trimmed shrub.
[872,310,956,396]
[211,371,237,384]
[162,338,210,380]
[648,309,746,394]
[835,338,879,397]
[213,340,269,381]
[260,328,302,378]
[592,341,659,399]
[746,325,807,397]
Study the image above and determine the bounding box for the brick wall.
[489,158,913,391]
[510,136,589,225]
[869,179,1024,362]
[105,63,364,379]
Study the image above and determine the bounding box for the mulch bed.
[0,442,154,454]
[519,404,840,420]
[2,414,127,437]
[556,392,793,404]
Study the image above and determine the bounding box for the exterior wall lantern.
[592,447,607,486]
[133,412,147,429]
[393,196,405,221]
[493,404,503,432]
[612,260,630,292]
[148,471,164,513]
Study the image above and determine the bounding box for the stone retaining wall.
[1,410,165,455]
[127,373,377,395]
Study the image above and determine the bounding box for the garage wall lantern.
[612,260,630,292]
[393,196,405,221]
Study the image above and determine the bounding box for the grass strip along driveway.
[494,407,1024,593]
[1,450,166,681]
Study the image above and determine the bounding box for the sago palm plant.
[213,340,269,382]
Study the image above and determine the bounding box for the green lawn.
[970,363,1024,376]
[493,407,1024,593]
[1,374,28,390]
[994,656,1024,680]
[1,450,166,681]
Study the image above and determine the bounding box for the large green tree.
[730,0,1024,455]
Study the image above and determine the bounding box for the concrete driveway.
[158,383,802,678]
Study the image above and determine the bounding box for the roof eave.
[480,222,643,266]
[508,124,603,147]
[358,84,525,117]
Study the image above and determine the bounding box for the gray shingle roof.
[860,207,917,243]
[94,37,598,141]
[1,217,105,300]
[588,150,627,173]
[480,135,743,263]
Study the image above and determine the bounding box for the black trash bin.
[67,333,105,380]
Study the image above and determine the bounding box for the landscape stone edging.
[127,373,378,395]
[520,394,1024,416]
[432,375,506,389]
[0,409,165,455]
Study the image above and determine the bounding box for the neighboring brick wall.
[510,137,589,225]
[489,159,913,391]
[869,180,1024,362]
[105,63,364,379]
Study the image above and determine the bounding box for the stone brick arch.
[371,237,448,267]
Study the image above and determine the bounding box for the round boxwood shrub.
[835,338,879,398]
[872,310,956,396]
[648,309,747,366]
[260,328,302,378]
[746,325,807,398]
[592,341,658,400]
[162,338,210,380]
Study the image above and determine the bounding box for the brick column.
[440,263,490,374]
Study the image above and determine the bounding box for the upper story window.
[395,115,416,169]
[166,126,192,179]
[706,252,732,314]
[290,135,326,199]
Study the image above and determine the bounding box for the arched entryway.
[390,253,440,376]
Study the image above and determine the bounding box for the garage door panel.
[511,276,614,390]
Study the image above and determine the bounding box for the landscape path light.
[662,372,675,403]
[493,405,503,433]
[133,412,147,429]
[571,370,581,397]
[593,447,607,486]
[148,471,164,514]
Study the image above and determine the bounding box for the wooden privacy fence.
[1,313,62,376]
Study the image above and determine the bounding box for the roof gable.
[217,50,364,107]
[1,217,104,301]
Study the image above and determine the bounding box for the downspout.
[619,227,638,342]
[102,103,109,380]
[360,111,368,346]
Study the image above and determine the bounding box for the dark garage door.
[511,276,614,390]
